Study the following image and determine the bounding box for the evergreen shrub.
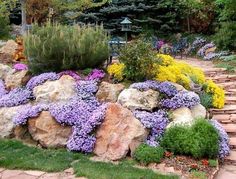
[24,23,109,74]
[161,119,219,159]
[133,144,165,165]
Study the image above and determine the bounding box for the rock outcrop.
[118,88,160,111]
[94,103,148,160]
[28,111,72,148]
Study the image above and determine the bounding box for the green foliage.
[0,16,10,39]
[0,139,177,179]
[73,154,176,179]
[119,40,156,81]
[214,22,236,51]
[199,92,213,109]
[0,139,80,172]
[24,23,109,74]
[208,159,218,167]
[161,119,219,159]
[190,171,207,179]
[215,63,235,73]
[82,68,93,76]
[133,144,165,165]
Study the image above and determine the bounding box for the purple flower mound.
[191,37,207,50]
[134,110,169,147]
[50,99,107,153]
[130,81,178,97]
[75,80,98,99]
[13,63,28,71]
[26,72,59,90]
[0,79,7,98]
[67,104,107,152]
[161,91,200,109]
[0,88,33,107]
[13,104,49,125]
[85,69,105,81]
[210,120,230,159]
[197,42,215,57]
[58,70,81,81]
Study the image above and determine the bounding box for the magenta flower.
[13,63,28,71]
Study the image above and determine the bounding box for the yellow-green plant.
[24,23,109,74]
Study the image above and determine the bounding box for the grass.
[0,139,81,172]
[73,158,178,179]
[0,139,178,179]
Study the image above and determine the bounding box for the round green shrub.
[161,119,219,159]
[133,144,164,165]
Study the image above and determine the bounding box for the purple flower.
[85,69,105,81]
[0,79,7,97]
[130,81,178,97]
[134,110,169,147]
[75,80,98,99]
[13,63,28,71]
[13,104,49,125]
[191,37,207,51]
[58,70,81,81]
[197,42,215,57]
[210,120,230,159]
[204,51,230,61]
[161,91,200,109]
[0,88,33,107]
[26,72,59,90]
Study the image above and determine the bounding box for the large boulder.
[96,82,125,103]
[167,107,194,128]
[0,40,18,64]
[94,103,148,161]
[190,104,207,119]
[28,111,72,148]
[33,75,77,104]
[117,88,160,111]
[5,70,30,90]
[0,64,14,80]
[0,106,23,138]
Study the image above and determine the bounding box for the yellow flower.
[107,63,125,81]
[206,80,225,108]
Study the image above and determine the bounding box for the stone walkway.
[179,57,236,179]
[0,168,85,179]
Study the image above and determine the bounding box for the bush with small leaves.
[161,119,219,159]
[133,144,164,165]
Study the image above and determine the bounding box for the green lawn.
[0,139,178,179]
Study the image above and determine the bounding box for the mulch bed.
[162,155,219,178]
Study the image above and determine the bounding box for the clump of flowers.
[134,110,169,147]
[190,37,207,51]
[67,104,107,152]
[156,54,174,66]
[130,80,178,97]
[197,42,215,57]
[85,69,105,81]
[154,58,205,88]
[161,91,200,109]
[0,88,33,107]
[13,63,28,71]
[26,72,59,90]
[205,80,225,108]
[210,120,230,158]
[58,70,81,81]
[13,104,49,125]
[204,51,230,61]
[107,63,125,81]
[75,80,98,99]
[0,79,7,97]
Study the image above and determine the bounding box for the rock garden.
[0,0,236,179]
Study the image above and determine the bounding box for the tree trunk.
[20,0,27,35]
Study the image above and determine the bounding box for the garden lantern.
[121,17,132,42]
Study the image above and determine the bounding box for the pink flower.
[13,63,28,71]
